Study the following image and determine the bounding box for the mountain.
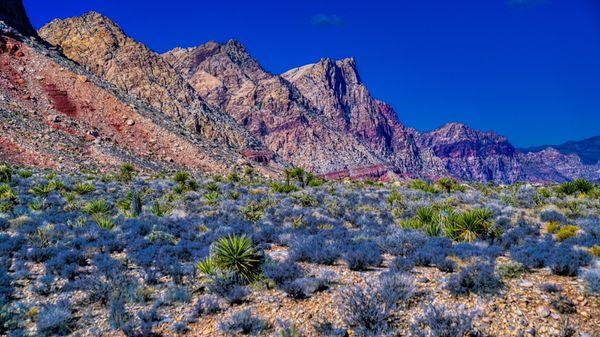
[521,136,600,165]
[1,1,597,182]
[162,41,386,174]
[0,2,281,175]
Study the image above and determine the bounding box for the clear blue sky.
[24,0,600,147]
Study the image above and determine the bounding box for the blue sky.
[24,0,600,146]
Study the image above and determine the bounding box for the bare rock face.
[0,3,281,176]
[163,40,385,173]
[38,12,267,154]
[417,123,524,182]
[518,148,600,183]
[282,58,423,175]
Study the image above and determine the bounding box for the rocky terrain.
[1,0,599,182]
[522,137,600,166]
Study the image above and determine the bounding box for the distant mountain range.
[521,136,600,165]
[1,0,598,182]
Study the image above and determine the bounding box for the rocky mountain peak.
[0,0,38,37]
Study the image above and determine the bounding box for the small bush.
[378,273,416,310]
[540,283,563,293]
[206,272,249,304]
[343,241,383,271]
[118,163,136,182]
[547,245,591,276]
[73,182,95,195]
[0,164,12,183]
[540,208,567,223]
[497,261,526,279]
[582,268,600,294]
[546,221,561,234]
[591,245,600,257]
[446,261,502,295]
[36,301,72,337]
[219,309,266,336]
[411,304,477,337]
[262,260,304,286]
[556,225,579,242]
[289,236,340,265]
[282,277,328,299]
[339,285,389,336]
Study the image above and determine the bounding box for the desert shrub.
[412,237,452,267]
[73,182,95,195]
[497,261,526,279]
[173,171,190,184]
[546,221,561,234]
[276,320,302,337]
[446,261,502,295]
[262,259,304,286]
[547,244,591,276]
[436,258,457,273]
[282,277,328,299]
[500,222,540,249]
[271,182,299,194]
[289,235,340,265]
[219,309,266,336]
[206,272,249,304]
[150,200,173,217]
[389,256,416,273]
[591,245,600,257]
[540,208,567,223]
[556,225,579,242]
[509,238,554,269]
[29,182,56,197]
[36,300,73,337]
[378,273,416,309]
[582,268,600,294]
[339,285,389,336]
[343,241,383,271]
[0,164,13,183]
[240,202,266,222]
[377,229,427,256]
[411,304,477,337]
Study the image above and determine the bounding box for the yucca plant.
[173,171,190,184]
[84,199,111,215]
[118,163,136,183]
[151,200,173,217]
[436,177,465,193]
[212,235,261,283]
[28,199,45,211]
[73,182,96,195]
[197,257,218,276]
[450,208,493,242]
[0,184,16,200]
[29,182,55,197]
[92,214,116,230]
[270,181,299,194]
[205,182,220,193]
[409,179,438,193]
[416,206,439,224]
[204,192,220,206]
[0,163,12,183]
[17,170,32,179]
[387,190,404,207]
[117,190,143,217]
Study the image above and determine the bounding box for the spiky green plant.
[29,182,55,197]
[28,199,44,211]
[449,208,494,242]
[84,199,111,215]
[92,214,116,230]
[73,182,96,195]
[409,179,438,193]
[270,182,299,194]
[0,164,12,183]
[436,177,465,193]
[173,171,190,184]
[212,235,260,283]
[118,163,136,183]
[17,170,32,179]
[204,192,220,206]
[205,182,220,193]
[387,189,404,207]
[197,257,217,276]
[150,200,173,217]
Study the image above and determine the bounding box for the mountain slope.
[163,41,386,174]
[521,136,600,165]
[0,2,280,175]
[38,12,269,157]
